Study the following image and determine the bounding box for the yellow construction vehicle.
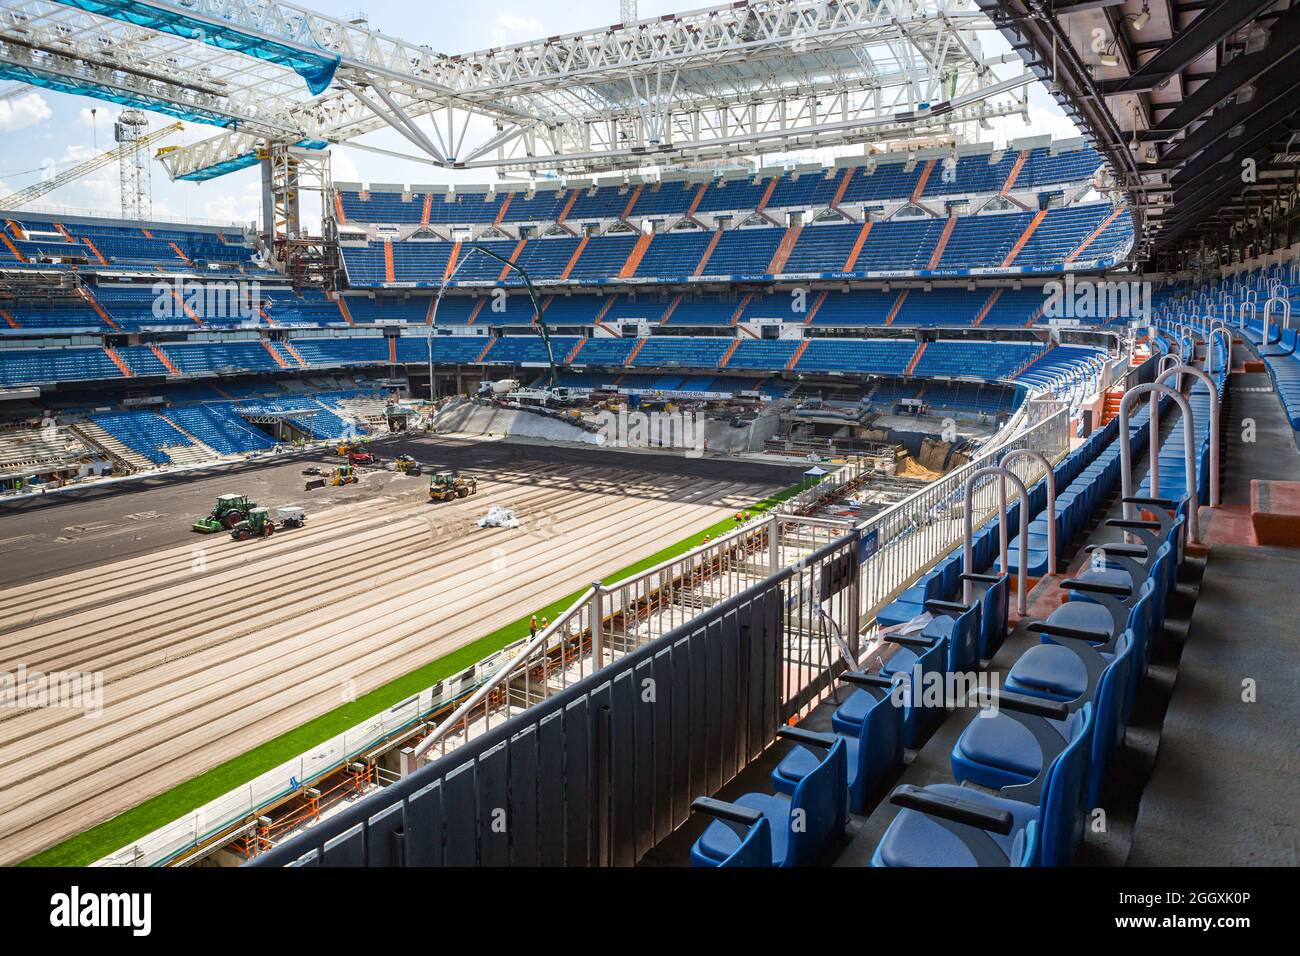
[429,470,477,502]
[330,464,358,486]
[394,455,422,475]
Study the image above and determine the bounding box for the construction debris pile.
[476,505,520,529]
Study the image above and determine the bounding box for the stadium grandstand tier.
[336,202,1131,288]
[331,144,1104,229]
[2,214,264,275]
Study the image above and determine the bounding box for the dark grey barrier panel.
[247,567,800,867]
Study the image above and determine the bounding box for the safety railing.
[246,529,863,867]
[853,401,1070,624]
[414,507,859,761]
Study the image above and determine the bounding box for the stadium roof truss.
[980,0,1300,263]
[0,0,1036,181]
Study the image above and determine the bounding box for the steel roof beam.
[1095,0,1276,96]
[1138,2,1300,141]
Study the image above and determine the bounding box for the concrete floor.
[1126,368,1300,865]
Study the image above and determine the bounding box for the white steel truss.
[1,0,1032,180]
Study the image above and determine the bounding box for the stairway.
[1101,385,1125,425]
[104,346,133,377]
[1001,149,1029,195]
[694,229,723,276]
[767,224,803,274]
[624,337,648,366]
[148,344,180,375]
[718,338,740,369]
[1002,208,1048,267]
[904,342,927,376]
[73,422,153,472]
[926,217,956,269]
[619,233,653,278]
[785,338,809,371]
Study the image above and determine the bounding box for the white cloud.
[0,93,53,133]
[490,12,545,47]
[78,106,119,129]
[201,181,261,226]
[329,147,361,185]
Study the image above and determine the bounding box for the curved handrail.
[999,449,1057,575]
[1262,295,1290,348]
[1118,382,1200,543]
[1155,364,1220,508]
[1238,299,1255,332]
[961,465,1030,615]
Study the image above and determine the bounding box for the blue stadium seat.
[690,729,848,867]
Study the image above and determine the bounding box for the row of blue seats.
[339,204,1130,288]
[336,145,1103,226]
[2,286,1123,333]
[0,335,1102,387]
[687,396,1193,865]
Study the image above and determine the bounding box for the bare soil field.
[0,436,799,864]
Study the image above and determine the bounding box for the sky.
[0,0,1082,229]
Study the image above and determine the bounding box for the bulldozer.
[429,470,478,502]
[193,493,255,533]
[394,454,422,475]
[330,464,359,486]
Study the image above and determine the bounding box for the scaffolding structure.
[114,109,153,220]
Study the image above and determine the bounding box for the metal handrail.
[961,465,1030,615]
[1117,382,1200,543]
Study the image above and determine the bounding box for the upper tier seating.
[338,203,1130,288]
[334,145,1103,227]
[0,347,124,386]
[3,217,263,275]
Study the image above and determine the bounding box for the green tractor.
[193,493,255,533]
[230,507,275,541]
[230,506,307,541]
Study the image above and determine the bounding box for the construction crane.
[0,121,183,213]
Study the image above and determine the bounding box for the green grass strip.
[24,479,810,866]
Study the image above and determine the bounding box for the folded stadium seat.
[874,566,948,628]
[880,599,980,678]
[872,696,1094,867]
[771,671,903,813]
[1011,585,1155,725]
[952,632,1131,812]
[836,626,947,749]
[690,729,848,867]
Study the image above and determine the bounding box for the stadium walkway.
[1127,369,1300,866]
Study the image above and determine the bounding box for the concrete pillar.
[399,746,418,778]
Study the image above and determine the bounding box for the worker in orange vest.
[530,615,539,638]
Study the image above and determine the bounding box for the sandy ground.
[0,435,799,865]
